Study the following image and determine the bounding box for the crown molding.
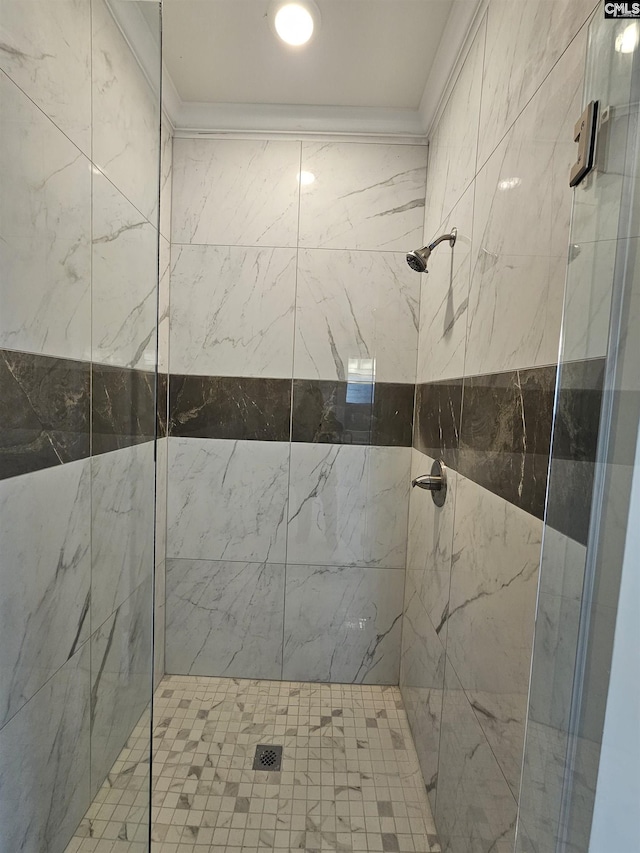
[110,0,483,141]
[419,0,488,138]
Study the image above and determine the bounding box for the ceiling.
[162,0,454,111]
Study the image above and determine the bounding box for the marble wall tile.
[171,138,300,246]
[282,564,403,684]
[165,559,284,680]
[155,436,168,571]
[154,560,166,689]
[158,236,171,375]
[423,17,485,242]
[413,379,463,468]
[0,642,90,853]
[0,0,91,155]
[446,473,541,699]
[167,438,289,563]
[546,357,605,545]
[91,442,155,630]
[92,364,156,455]
[400,572,446,810]
[287,444,410,569]
[92,171,158,370]
[436,658,517,853]
[0,71,91,361]
[562,239,615,363]
[458,366,556,520]
[169,374,291,442]
[294,249,419,384]
[160,116,173,242]
[467,28,586,376]
[417,186,473,385]
[478,0,595,168]
[92,0,160,224]
[291,379,413,447]
[170,244,296,377]
[405,450,457,643]
[0,458,90,727]
[0,349,90,480]
[298,142,427,251]
[90,579,152,797]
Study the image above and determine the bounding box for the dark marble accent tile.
[458,367,556,520]
[372,383,414,447]
[413,380,463,466]
[292,380,413,447]
[169,375,291,442]
[546,358,605,545]
[157,373,168,438]
[92,364,156,455]
[0,349,90,480]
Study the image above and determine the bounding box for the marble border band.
[0,348,161,480]
[0,348,90,481]
[168,375,415,446]
[414,359,606,545]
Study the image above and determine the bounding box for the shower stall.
[0,1,638,852]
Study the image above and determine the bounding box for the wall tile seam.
[166,557,408,570]
[473,2,596,177]
[0,70,161,235]
[443,651,522,807]
[0,629,90,736]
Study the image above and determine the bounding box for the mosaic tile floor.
[66,676,441,853]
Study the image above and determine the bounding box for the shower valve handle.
[411,459,447,507]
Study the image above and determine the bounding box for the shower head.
[406,227,457,273]
[406,247,430,273]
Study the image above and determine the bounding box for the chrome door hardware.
[570,100,598,187]
[412,459,447,507]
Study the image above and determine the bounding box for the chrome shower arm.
[427,228,457,251]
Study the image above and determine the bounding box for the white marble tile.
[417,186,473,384]
[0,0,91,155]
[466,29,586,375]
[287,444,410,569]
[435,657,517,853]
[0,71,91,361]
[171,138,300,246]
[158,236,171,374]
[562,238,616,362]
[0,459,91,728]
[0,642,90,853]
[299,141,427,251]
[405,450,457,645]
[423,16,485,243]
[478,0,595,168]
[446,474,541,698]
[91,442,155,630]
[155,436,168,570]
[90,579,152,797]
[92,170,158,370]
[294,249,419,383]
[282,564,403,684]
[154,560,166,689]
[160,115,173,242]
[92,0,160,224]
[167,438,289,563]
[464,689,527,798]
[170,244,297,377]
[165,559,284,680]
[400,572,446,813]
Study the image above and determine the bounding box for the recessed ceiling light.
[269,1,320,47]
[298,170,315,186]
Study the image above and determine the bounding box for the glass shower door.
[0,1,162,851]
[516,6,640,852]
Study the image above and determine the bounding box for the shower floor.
[65,676,440,853]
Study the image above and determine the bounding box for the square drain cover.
[253,744,282,771]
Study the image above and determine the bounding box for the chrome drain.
[252,744,282,771]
